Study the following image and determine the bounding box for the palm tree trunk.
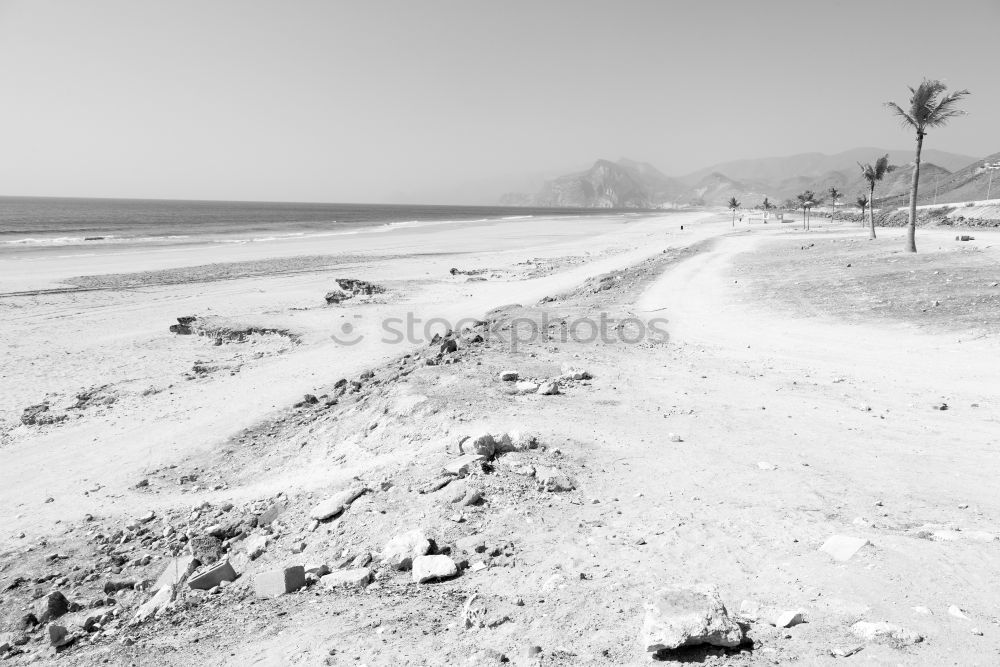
[732,210,735,227]
[869,185,877,240]
[906,132,923,252]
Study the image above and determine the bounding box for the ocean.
[0,196,631,252]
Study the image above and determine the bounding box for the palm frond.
[885,101,916,128]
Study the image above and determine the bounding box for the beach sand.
[2,214,999,664]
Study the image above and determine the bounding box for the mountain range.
[500,148,997,209]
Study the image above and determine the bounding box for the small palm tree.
[727,196,741,227]
[859,155,890,240]
[828,187,841,225]
[855,194,869,226]
[886,80,970,252]
[797,190,816,230]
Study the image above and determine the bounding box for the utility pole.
[985,162,1000,201]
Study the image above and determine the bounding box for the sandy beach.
[2,210,999,664]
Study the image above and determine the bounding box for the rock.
[455,535,487,554]
[850,621,923,648]
[420,476,453,494]
[320,568,371,590]
[536,467,575,492]
[514,381,539,395]
[948,605,969,619]
[933,402,949,410]
[819,535,870,562]
[36,591,69,622]
[500,370,518,381]
[324,289,351,305]
[494,430,538,453]
[443,454,486,477]
[757,462,777,471]
[456,489,483,507]
[254,566,306,597]
[244,534,269,560]
[153,555,196,590]
[537,380,560,395]
[309,485,367,521]
[642,585,745,654]
[773,610,805,628]
[412,555,458,583]
[381,529,431,570]
[132,585,173,623]
[668,433,683,443]
[188,535,223,565]
[257,502,286,526]
[47,623,70,647]
[187,560,237,590]
[440,339,458,354]
[20,402,67,426]
[460,433,496,459]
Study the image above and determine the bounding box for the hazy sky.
[1,0,997,203]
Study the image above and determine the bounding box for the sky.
[1,0,998,204]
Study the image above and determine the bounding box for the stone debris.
[537,380,560,395]
[948,605,969,620]
[772,610,805,628]
[514,381,539,395]
[188,535,223,565]
[188,560,238,590]
[132,585,173,624]
[499,370,518,381]
[819,535,870,562]
[757,461,777,471]
[320,568,372,590]
[535,467,575,492]
[419,476,453,494]
[36,591,69,623]
[460,433,496,458]
[153,555,196,589]
[309,485,367,521]
[642,585,745,655]
[443,454,486,477]
[254,566,306,597]
[47,623,71,648]
[829,645,864,658]
[244,534,269,560]
[411,555,458,583]
[382,529,431,570]
[850,621,923,648]
[668,433,683,443]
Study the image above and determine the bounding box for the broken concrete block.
[254,565,306,597]
[187,560,237,590]
[819,535,870,562]
[412,555,458,583]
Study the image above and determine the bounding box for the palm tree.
[828,187,841,225]
[855,194,869,226]
[859,155,890,240]
[727,197,741,227]
[885,80,970,252]
[797,190,816,230]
